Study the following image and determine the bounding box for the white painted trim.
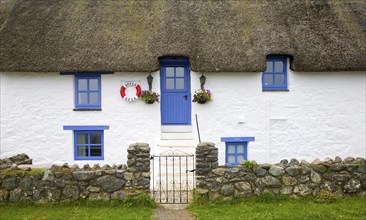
[161,132,193,140]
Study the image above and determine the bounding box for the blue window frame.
[75,73,101,109]
[226,142,247,165]
[221,137,255,165]
[64,125,109,160]
[262,56,288,91]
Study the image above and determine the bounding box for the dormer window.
[262,56,288,91]
[74,73,102,109]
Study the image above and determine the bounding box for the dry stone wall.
[196,142,366,200]
[0,143,150,202]
[0,153,32,169]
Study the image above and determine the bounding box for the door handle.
[183,95,188,100]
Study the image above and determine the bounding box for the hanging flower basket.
[140,90,160,104]
[193,89,212,104]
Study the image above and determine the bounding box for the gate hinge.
[186,169,195,173]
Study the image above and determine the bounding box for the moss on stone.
[0,168,45,177]
[51,167,72,175]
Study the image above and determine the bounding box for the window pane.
[228,155,236,164]
[166,67,174,77]
[89,92,99,104]
[166,79,174,89]
[176,67,184,77]
[264,74,273,85]
[228,145,235,153]
[275,74,285,85]
[90,146,102,157]
[77,146,88,157]
[275,61,284,72]
[78,92,88,104]
[265,61,273,72]
[89,79,99,90]
[237,155,245,163]
[176,78,184,89]
[90,133,101,144]
[77,133,88,144]
[237,145,245,153]
[78,79,88,90]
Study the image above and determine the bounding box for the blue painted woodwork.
[221,137,255,165]
[225,142,248,165]
[74,130,104,160]
[160,58,191,125]
[262,56,288,91]
[63,125,107,160]
[63,125,109,131]
[75,73,102,109]
[221,137,255,142]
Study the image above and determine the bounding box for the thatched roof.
[0,0,365,72]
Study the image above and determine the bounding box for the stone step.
[159,139,197,148]
[161,132,194,140]
[161,125,192,133]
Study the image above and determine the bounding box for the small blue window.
[75,74,101,109]
[262,56,288,91]
[64,125,109,160]
[74,130,104,160]
[226,142,247,165]
[221,137,255,165]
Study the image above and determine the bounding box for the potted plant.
[140,90,160,104]
[193,89,212,104]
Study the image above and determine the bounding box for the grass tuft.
[188,194,366,220]
[0,197,155,220]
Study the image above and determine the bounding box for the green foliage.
[190,189,211,207]
[140,90,160,104]
[0,168,45,177]
[188,195,365,220]
[28,168,45,176]
[241,160,258,169]
[51,166,72,174]
[193,89,212,104]
[0,199,154,220]
[315,189,337,203]
[123,194,157,208]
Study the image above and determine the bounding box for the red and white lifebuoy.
[120,82,141,102]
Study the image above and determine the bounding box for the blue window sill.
[221,137,255,142]
[74,157,104,160]
[262,88,289,92]
[63,125,109,131]
[73,108,102,111]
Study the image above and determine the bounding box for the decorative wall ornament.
[120,81,141,102]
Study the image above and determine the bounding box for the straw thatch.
[0,0,365,72]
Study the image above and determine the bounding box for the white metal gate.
[151,151,195,204]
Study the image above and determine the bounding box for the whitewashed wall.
[0,68,365,165]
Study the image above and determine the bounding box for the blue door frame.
[160,58,191,125]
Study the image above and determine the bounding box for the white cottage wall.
[191,69,366,164]
[0,70,365,165]
[0,72,162,166]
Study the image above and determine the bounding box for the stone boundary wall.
[196,142,366,200]
[0,143,150,202]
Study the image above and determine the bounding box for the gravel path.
[153,204,194,220]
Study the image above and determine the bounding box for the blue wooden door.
[160,58,191,125]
